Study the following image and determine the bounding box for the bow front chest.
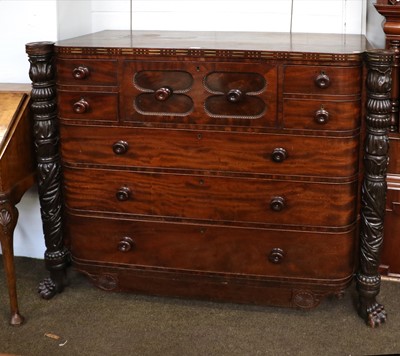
[26,31,393,326]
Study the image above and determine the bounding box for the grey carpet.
[0,257,399,356]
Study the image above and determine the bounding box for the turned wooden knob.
[117,236,135,252]
[72,66,90,80]
[73,98,89,114]
[271,148,287,163]
[315,72,330,89]
[270,196,286,212]
[116,186,131,201]
[268,248,285,264]
[314,108,329,124]
[155,87,172,101]
[226,89,243,103]
[112,140,129,155]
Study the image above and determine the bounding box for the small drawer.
[66,213,356,280]
[58,91,118,121]
[283,98,361,131]
[283,65,361,95]
[60,124,361,178]
[63,167,358,228]
[57,59,118,85]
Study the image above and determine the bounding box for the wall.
[0,0,58,259]
[0,0,387,259]
[366,0,385,48]
[0,1,58,83]
[89,0,366,35]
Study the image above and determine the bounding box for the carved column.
[0,196,24,325]
[25,42,69,299]
[357,49,393,327]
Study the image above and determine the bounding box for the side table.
[0,85,35,325]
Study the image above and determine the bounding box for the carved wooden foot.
[38,277,59,299]
[38,248,70,299]
[357,274,387,327]
[0,198,24,325]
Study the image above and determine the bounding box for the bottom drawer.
[66,212,356,280]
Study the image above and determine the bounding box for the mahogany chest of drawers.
[26,31,393,327]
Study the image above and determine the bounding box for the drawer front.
[283,65,361,95]
[120,61,278,128]
[66,213,356,280]
[63,167,358,227]
[57,59,118,85]
[58,91,118,121]
[60,125,360,178]
[283,98,360,131]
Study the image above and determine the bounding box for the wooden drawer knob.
[315,72,330,89]
[270,196,286,212]
[271,148,287,163]
[117,236,135,252]
[116,186,131,201]
[268,248,285,264]
[155,87,172,101]
[73,98,89,114]
[314,108,329,125]
[226,89,243,103]
[72,66,90,80]
[112,140,129,155]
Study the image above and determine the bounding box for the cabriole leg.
[0,197,24,325]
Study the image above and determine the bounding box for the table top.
[0,93,27,146]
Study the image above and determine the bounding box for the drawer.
[283,98,360,131]
[120,61,278,128]
[283,65,361,95]
[57,59,118,85]
[60,124,361,178]
[58,91,118,121]
[65,213,356,280]
[63,167,358,227]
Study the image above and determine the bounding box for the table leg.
[0,198,24,326]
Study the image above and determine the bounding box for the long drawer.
[60,124,360,178]
[65,212,356,280]
[63,166,358,227]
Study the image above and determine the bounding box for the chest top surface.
[54,30,372,60]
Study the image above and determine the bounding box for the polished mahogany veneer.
[26,30,393,327]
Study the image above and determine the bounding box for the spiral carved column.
[25,42,69,299]
[357,49,393,327]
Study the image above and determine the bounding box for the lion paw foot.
[366,302,387,328]
[38,278,57,300]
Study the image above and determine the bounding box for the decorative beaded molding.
[55,47,362,62]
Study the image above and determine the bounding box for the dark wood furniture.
[26,31,393,327]
[0,86,35,325]
[374,1,400,279]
